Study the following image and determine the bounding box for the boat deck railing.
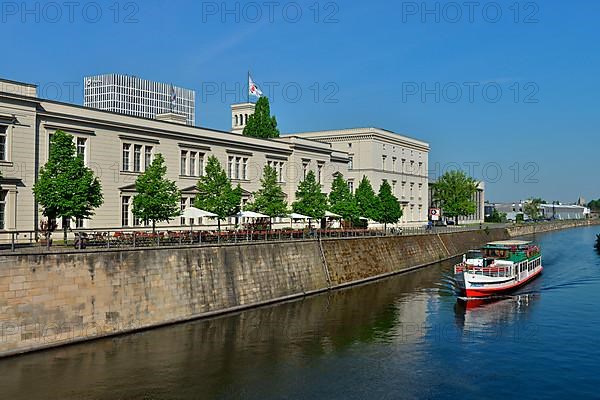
[454,263,513,278]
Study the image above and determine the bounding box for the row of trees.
[290,172,403,230]
[32,131,406,235]
[34,130,484,236]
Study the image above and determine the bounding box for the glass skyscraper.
[83,74,195,126]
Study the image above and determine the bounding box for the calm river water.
[1,226,600,399]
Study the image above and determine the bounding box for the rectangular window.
[180,198,187,225]
[180,150,188,175]
[144,146,153,170]
[0,190,6,230]
[348,181,354,193]
[199,153,205,176]
[278,162,284,182]
[348,156,353,170]
[190,152,197,176]
[242,158,248,180]
[317,164,323,185]
[235,157,240,180]
[48,133,54,156]
[75,217,84,229]
[228,156,234,178]
[122,144,131,171]
[303,162,309,179]
[121,196,130,227]
[392,157,397,172]
[133,145,142,172]
[76,137,86,160]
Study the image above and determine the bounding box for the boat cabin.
[482,240,540,262]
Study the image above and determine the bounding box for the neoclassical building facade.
[0,79,349,233]
[0,78,433,234]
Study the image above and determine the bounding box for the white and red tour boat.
[454,240,543,298]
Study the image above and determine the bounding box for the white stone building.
[0,79,348,234]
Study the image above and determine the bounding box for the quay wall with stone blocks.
[0,220,598,357]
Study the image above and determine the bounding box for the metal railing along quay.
[0,224,489,254]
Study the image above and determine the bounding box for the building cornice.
[118,134,159,144]
[286,127,430,152]
[45,124,96,136]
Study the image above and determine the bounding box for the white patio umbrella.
[182,207,218,232]
[182,207,218,219]
[324,211,342,218]
[288,212,312,220]
[235,211,269,219]
[288,212,312,229]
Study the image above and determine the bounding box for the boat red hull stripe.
[463,267,543,298]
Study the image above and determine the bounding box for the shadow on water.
[0,260,453,400]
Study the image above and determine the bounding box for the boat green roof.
[486,240,531,247]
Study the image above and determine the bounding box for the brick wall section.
[437,229,510,257]
[0,241,327,357]
[321,235,450,285]
[507,219,600,237]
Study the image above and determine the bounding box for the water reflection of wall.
[0,262,448,400]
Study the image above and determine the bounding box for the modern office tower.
[83,74,196,126]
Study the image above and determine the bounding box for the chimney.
[155,112,188,125]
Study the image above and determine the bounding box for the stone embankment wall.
[506,219,600,237]
[0,220,597,357]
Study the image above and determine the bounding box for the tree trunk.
[218,219,221,233]
[63,217,68,244]
[152,220,156,234]
[455,216,459,226]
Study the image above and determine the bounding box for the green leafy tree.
[355,176,380,222]
[292,170,328,221]
[431,170,478,225]
[328,173,359,225]
[33,130,103,243]
[132,153,181,233]
[587,199,600,211]
[243,96,280,138]
[246,165,288,226]
[377,180,403,231]
[195,155,242,231]
[524,198,543,220]
[485,208,506,223]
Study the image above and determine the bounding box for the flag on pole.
[170,86,177,104]
[249,75,263,98]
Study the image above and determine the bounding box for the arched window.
[245,114,248,124]
[240,114,244,125]
[235,115,238,126]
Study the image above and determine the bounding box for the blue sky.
[2,0,598,203]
